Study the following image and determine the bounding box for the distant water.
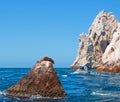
[0,68,120,102]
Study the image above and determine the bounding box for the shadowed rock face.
[4,57,66,98]
[71,10,119,69]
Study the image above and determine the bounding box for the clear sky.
[0,0,120,68]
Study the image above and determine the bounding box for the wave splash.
[0,91,6,96]
[92,91,120,97]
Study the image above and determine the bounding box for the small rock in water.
[4,57,66,98]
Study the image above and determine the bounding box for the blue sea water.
[0,68,120,102]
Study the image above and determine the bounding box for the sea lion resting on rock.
[4,57,66,98]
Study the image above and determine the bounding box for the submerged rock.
[71,10,119,69]
[4,57,66,98]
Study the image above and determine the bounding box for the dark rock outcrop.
[71,10,119,69]
[4,57,66,98]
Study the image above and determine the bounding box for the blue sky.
[0,0,120,68]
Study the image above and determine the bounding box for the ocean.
[0,68,120,102]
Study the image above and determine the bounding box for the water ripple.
[0,68,120,102]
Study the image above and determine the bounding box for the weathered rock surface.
[71,33,89,69]
[96,24,120,73]
[4,57,66,98]
[71,10,119,69]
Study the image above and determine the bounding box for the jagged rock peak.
[88,10,119,67]
[89,10,118,39]
[71,10,119,69]
[71,33,89,69]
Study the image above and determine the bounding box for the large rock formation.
[71,10,119,69]
[96,24,120,73]
[4,57,66,98]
